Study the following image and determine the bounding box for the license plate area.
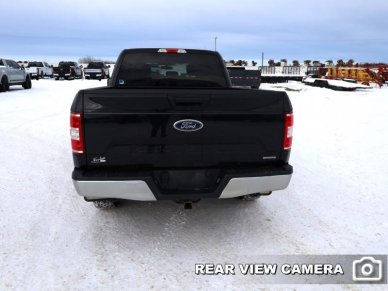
[153,169,221,195]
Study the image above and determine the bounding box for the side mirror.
[21,65,25,70]
[107,65,111,68]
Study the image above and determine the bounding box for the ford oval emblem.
[173,119,203,132]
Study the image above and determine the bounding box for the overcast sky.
[2,0,388,63]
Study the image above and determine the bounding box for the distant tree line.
[78,56,115,64]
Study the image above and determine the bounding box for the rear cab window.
[87,62,104,69]
[28,62,44,67]
[116,50,228,88]
[59,62,76,68]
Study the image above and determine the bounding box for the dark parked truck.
[70,48,293,209]
[53,61,82,80]
[227,66,261,89]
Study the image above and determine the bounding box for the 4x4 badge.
[91,156,106,164]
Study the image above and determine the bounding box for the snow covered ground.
[0,79,387,290]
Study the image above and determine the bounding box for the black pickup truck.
[70,48,293,209]
[54,61,83,80]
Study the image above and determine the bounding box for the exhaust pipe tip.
[184,202,193,210]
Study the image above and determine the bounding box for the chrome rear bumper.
[73,173,292,201]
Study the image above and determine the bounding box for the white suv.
[0,59,32,92]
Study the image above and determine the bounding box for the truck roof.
[121,48,220,56]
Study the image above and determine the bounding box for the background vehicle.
[70,48,293,209]
[25,61,53,79]
[84,61,110,80]
[227,66,261,88]
[53,61,82,80]
[0,58,32,92]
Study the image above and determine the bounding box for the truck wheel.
[93,200,118,209]
[22,75,32,89]
[238,193,262,201]
[1,76,10,92]
[238,191,272,201]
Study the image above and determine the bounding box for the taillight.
[70,113,84,154]
[158,48,187,53]
[283,113,293,150]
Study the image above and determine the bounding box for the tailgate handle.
[174,97,203,106]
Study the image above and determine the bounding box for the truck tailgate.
[81,88,291,168]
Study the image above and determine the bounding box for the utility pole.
[214,37,218,51]
[261,52,264,70]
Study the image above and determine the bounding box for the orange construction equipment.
[323,67,383,87]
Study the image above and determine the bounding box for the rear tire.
[238,194,261,201]
[1,76,10,92]
[238,191,272,201]
[93,200,118,209]
[22,75,32,89]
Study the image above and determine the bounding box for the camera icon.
[352,256,383,282]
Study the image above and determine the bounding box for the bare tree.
[347,59,354,67]
[336,59,345,67]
